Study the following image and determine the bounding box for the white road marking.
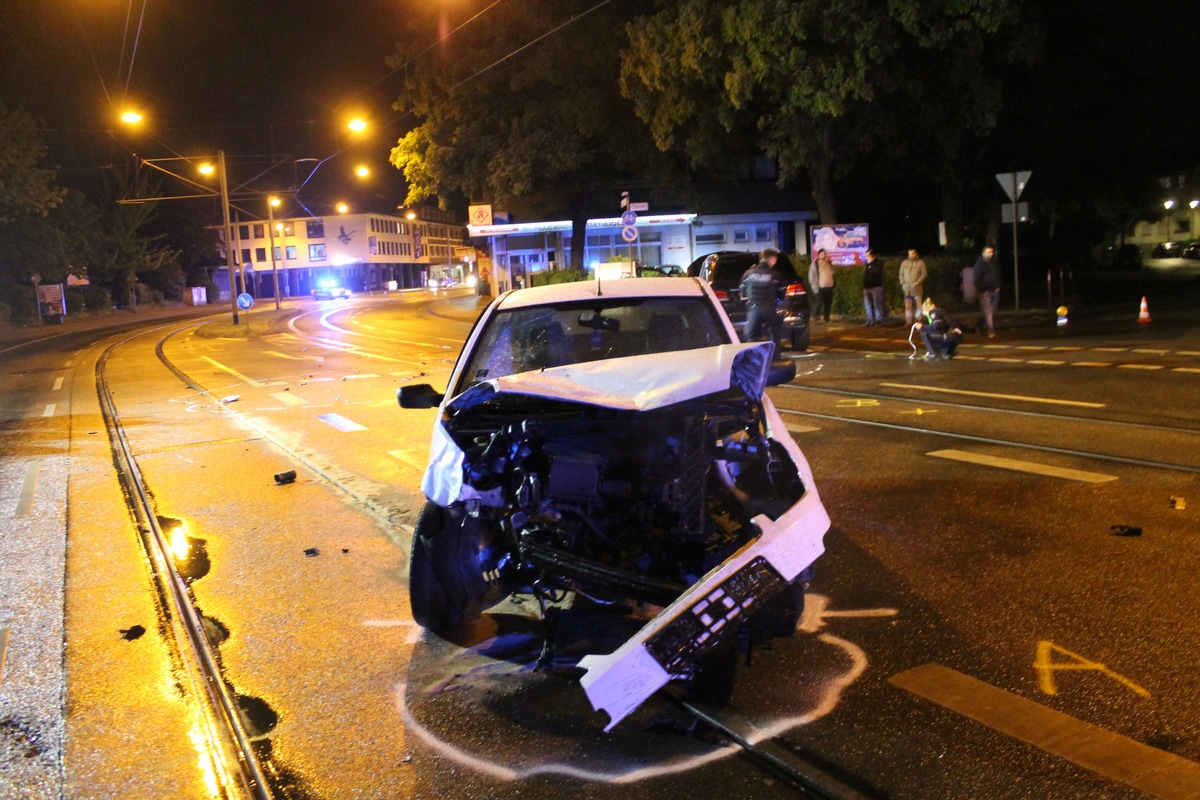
[341,373,380,380]
[1132,348,1168,354]
[1175,368,1200,374]
[53,377,63,391]
[988,357,1025,363]
[1118,364,1164,370]
[784,423,821,435]
[42,404,56,417]
[928,449,1117,483]
[16,461,40,516]
[1071,361,1113,368]
[388,449,427,469]
[200,355,265,387]
[1027,360,1066,366]
[878,382,1104,408]
[270,391,307,406]
[264,349,324,363]
[1050,346,1083,351]
[1015,345,1048,350]
[1178,351,1200,357]
[1092,347,1128,352]
[317,413,367,432]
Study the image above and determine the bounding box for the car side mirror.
[766,359,796,387]
[398,384,444,409]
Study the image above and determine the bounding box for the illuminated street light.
[1191,200,1199,209]
[1164,199,1175,210]
[347,118,367,133]
[198,163,215,176]
[355,165,370,178]
[120,110,143,124]
[336,202,349,214]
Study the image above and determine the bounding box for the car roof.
[495,276,709,310]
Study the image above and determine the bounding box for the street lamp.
[267,196,283,311]
[336,202,349,214]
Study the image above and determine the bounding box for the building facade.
[470,210,816,292]
[214,208,469,298]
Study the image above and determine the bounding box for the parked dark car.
[1101,244,1143,270]
[686,251,809,350]
[1181,242,1200,260]
[397,277,829,730]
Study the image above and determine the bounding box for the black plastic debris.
[304,547,320,557]
[274,470,297,485]
[342,548,349,554]
[1110,525,1142,537]
[119,625,146,641]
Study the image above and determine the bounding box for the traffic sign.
[237,292,254,310]
[621,210,637,227]
[1001,203,1029,223]
[629,202,649,212]
[996,171,1031,201]
[621,225,639,243]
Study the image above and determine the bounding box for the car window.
[457,296,730,393]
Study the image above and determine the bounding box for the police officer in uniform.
[740,247,786,344]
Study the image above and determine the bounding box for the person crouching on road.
[740,247,786,344]
[914,298,963,359]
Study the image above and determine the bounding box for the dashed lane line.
[1071,361,1114,368]
[785,423,821,435]
[16,461,40,516]
[1175,368,1200,374]
[270,391,307,406]
[1118,364,1165,370]
[42,404,55,417]
[877,383,1105,408]
[53,377,63,391]
[317,413,367,432]
[928,449,1117,483]
[891,664,1200,799]
[200,355,265,388]
[1027,360,1066,366]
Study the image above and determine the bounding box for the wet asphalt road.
[2,280,1199,799]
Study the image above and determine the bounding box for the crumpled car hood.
[446,341,776,414]
[423,342,776,506]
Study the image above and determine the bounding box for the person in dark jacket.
[973,245,1000,338]
[862,248,885,325]
[740,247,786,343]
[915,298,963,359]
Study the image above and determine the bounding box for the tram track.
[96,328,272,800]
[773,384,1200,475]
[99,309,875,797]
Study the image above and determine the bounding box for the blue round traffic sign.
[620,210,637,227]
[237,292,254,310]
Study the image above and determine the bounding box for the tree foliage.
[388,1,667,269]
[620,0,1030,229]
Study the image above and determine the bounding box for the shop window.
[733,230,749,243]
[309,243,326,262]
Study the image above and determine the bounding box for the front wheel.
[408,501,515,634]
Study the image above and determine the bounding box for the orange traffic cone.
[1138,296,1151,324]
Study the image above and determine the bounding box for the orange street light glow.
[336,202,349,213]
[120,110,143,124]
[347,118,367,133]
[198,163,215,176]
[355,165,370,178]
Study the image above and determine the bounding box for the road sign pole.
[1011,173,1020,311]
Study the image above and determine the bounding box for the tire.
[408,501,513,634]
[408,502,463,633]
[789,327,810,352]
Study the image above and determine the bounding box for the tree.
[620,0,1029,229]
[388,1,668,270]
[0,102,68,287]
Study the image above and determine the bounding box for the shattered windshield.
[457,296,730,394]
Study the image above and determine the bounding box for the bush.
[64,288,86,313]
[82,285,113,311]
[0,284,37,322]
[819,253,971,319]
[540,268,588,286]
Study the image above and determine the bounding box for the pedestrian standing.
[899,248,928,326]
[862,249,885,325]
[973,245,1000,337]
[740,247,786,343]
[808,249,835,323]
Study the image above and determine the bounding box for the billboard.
[809,223,869,266]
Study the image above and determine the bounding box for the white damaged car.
[398,276,830,730]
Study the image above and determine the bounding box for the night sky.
[1,1,1196,225]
